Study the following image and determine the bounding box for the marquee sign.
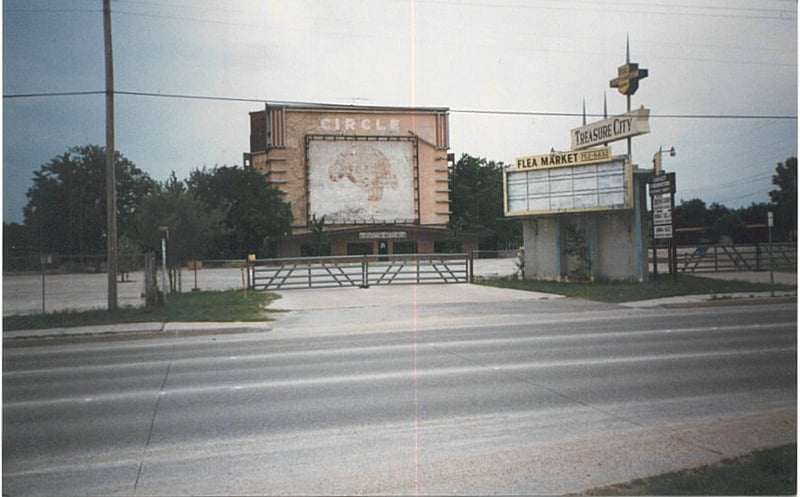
[504,156,632,217]
[570,108,650,150]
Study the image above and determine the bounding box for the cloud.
[3,0,797,224]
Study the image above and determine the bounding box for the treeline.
[4,145,292,271]
[3,147,795,272]
[673,157,796,244]
[448,154,522,251]
[4,149,526,272]
[673,199,787,245]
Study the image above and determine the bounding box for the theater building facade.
[245,103,477,258]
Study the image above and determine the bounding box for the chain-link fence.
[2,255,521,316]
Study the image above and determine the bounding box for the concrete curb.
[621,291,797,308]
[3,321,272,340]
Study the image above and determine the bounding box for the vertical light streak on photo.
[412,283,421,496]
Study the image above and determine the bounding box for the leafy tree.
[741,202,772,225]
[135,173,224,290]
[769,157,797,241]
[23,145,156,257]
[674,198,781,244]
[305,214,330,257]
[117,235,140,281]
[450,154,522,250]
[711,210,746,244]
[187,165,292,258]
[673,198,708,230]
[706,203,733,243]
[3,222,34,271]
[739,202,773,243]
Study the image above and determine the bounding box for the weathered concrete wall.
[522,217,561,280]
[521,174,650,282]
[592,211,639,281]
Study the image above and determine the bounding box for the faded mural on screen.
[308,139,415,224]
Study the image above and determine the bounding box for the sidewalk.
[622,290,797,308]
[621,270,797,308]
[2,321,272,340]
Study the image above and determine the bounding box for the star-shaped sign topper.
[610,62,648,95]
[609,36,648,96]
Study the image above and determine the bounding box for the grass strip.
[584,444,796,495]
[477,274,795,303]
[3,289,281,331]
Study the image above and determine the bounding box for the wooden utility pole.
[104,0,118,311]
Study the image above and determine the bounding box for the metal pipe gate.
[250,253,471,290]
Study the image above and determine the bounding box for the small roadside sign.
[654,224,673,239]
[654,208,672,225]
[652,195,670,210]
[649,172,675,195]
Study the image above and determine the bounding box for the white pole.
[161,235,168,302]
[768,211,775,297]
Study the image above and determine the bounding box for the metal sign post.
[40,254,51,314]
[159,226,169,301]
[768,211,775,297]
[650,172,676,280]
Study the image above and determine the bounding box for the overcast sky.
[3,0,797,224]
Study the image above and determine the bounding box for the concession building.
[245,103,477,258]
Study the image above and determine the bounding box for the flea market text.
[515,146,611,170]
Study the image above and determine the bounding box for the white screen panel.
[308,139,415,223]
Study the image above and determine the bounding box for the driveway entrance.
[251,253,471,290]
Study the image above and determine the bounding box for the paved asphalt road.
[3,288,796,496]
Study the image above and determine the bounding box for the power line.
[106,1,797,63]
[108,7,797,68]
[108,0,798,23]
[3,8,99,14]
[116,90,267,104]
[449,108,798,120]
[8,3,792,69]
[4,90,798,121]
[3,91,105,99]
[682,172,774,195]
[407,0,797,21]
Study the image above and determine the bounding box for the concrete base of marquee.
[520,171,652,282]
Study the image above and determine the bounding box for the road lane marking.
[5,320,794,379]
[5,344,794,410]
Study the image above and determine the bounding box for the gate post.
[756,243,762,271]
[143,251,161,308]
[469,250,474,283]
[361,255,369,288]
[245,259,250,290]
[246,254,256,290]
